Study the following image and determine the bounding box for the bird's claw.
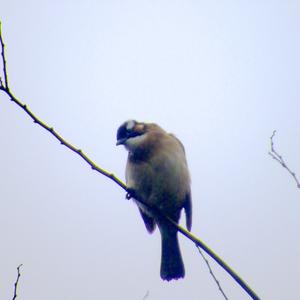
[126,188,136,200]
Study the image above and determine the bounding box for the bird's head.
[116,120,148,151]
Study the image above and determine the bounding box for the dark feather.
[183,192,192,231]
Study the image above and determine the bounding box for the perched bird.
[116,120,192,281]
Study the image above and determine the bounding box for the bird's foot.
[126,188,136,200]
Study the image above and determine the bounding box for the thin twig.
[197,246,229,300]
[0,23,261,300]
[0,22,9,91]
[12,264,23,300]
[268,130,300,189]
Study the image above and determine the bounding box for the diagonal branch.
[1,87,128,192]
[0,23,126,192]
[268,130,300,189]
[0,22,261,300]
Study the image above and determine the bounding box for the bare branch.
[0,21,9,91]
[268,130,300,189]
[12,264,23,300]
[196,246,229,300]
[0,23,261,300]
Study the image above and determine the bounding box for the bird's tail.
[160,225,185,281]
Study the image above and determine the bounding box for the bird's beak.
[116,138,127,146]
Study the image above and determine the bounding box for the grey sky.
[0,1,299,299]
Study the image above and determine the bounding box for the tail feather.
[160,226,185,281]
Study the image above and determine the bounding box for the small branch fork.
[12,264,23,300]
[0,22,260,300]
[268,130,300,189]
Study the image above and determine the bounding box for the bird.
[116,120,192,281]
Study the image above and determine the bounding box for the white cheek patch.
[126,120,136,131]
[125,134,147,151]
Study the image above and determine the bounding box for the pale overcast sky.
[0,1,299,299]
